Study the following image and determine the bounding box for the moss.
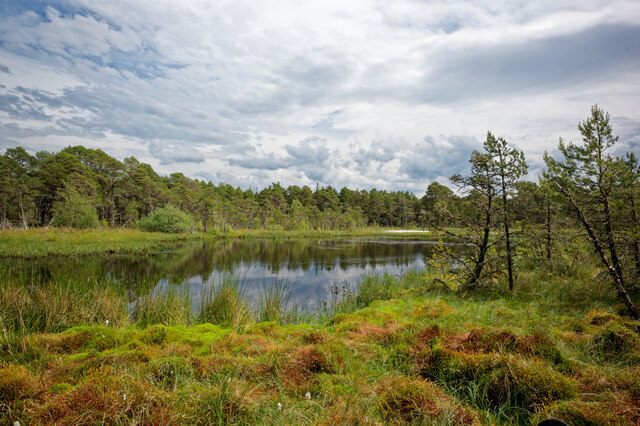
[412,299,452,319]
[147,356,195,390]
[35,366,176,424]
[279,345,334,392]
[376,375,480,424]
[485,357,577,410]
[532,399,629,426]
[140,324,168,345]
[0,362,41,403]
[587,310,621,326]
[48,382,72,394]
[592,321,640,363]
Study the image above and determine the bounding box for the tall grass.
[132,284,193,328]
[0,276,128,335]
[198,274,252,330]
[257,279,292,323]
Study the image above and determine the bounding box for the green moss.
[147,356,195,390]
[485,357,577,410]
[48,382,72,394]
[592,321,640,364]
[376,375,479,424]
[532,399,628,426]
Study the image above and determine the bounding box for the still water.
[4,237,446,312]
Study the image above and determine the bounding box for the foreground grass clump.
[1,261,639,424]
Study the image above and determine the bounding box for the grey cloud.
[398,135,481,180]
[0,93,52,121]
[0,64,10,73]
[416,24,640,104]
[228,153,291,170]
[148,141,205,165]
[284,136,334,182]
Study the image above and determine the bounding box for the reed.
[132,284,193,328]
[198,274,252,330]
[256,279,292,323]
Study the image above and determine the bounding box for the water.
[2,237,449,312]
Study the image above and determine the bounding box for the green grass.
[1,250,639,424]
[0,227,438,258]
[0,228,202,258]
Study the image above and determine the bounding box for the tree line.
[0,145,424,231]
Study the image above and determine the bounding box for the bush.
[52,187,99,229]
[135,205,196,233]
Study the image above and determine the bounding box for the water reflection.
[2,237,447,312]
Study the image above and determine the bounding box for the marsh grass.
[199,274,252,330]
[132,285,192,327]
[0,274,128,336]
[0,228,200,258]
[257,279,293,323]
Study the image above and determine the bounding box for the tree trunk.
[546,199,552,260]
[1,191,6,229]
[469,195,492,288]
[500,176,514,291]
[629,196,640,278]
[18,197,28,230]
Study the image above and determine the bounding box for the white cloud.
[1,0,639,194]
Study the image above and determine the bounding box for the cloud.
[398,135,481,180]
[148,140,205,165]
[228,152,291,170]
[0,0,639,192]
[414,23,640,104]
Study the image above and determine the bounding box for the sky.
[1,0,639,194]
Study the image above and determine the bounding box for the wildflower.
[101,335,105,338]
[305,392,311,400]
[123,394,127,401]
[105,320,109,325]
[277,402,282,411]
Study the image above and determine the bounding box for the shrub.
[52,187,99,229]
[135,205,196,233]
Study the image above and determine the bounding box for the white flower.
[105,320,109,325]
[123,394,127,401]
[305,392,311,400]
[227,377,231,383]
[101,335,105,338]
[277,402,282,411]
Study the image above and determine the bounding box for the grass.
[199,274,252,331]
[0,227,439,258]
[0,228,201,258]
[1,245,639,424]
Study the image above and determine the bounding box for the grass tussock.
[199,274,252,330]
[132,285,192,328]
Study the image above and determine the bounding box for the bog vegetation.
[1,105,639,424]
